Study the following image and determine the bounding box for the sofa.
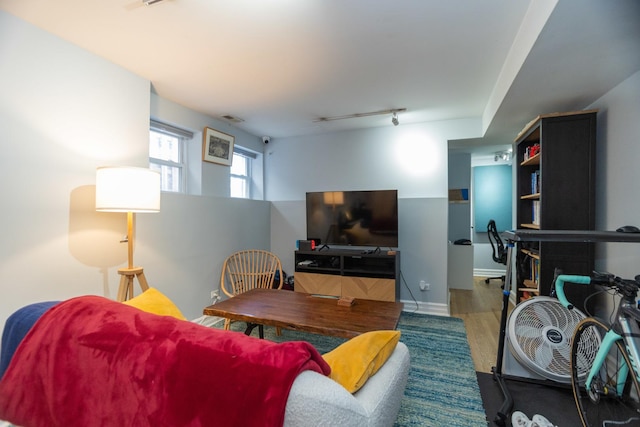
[0,290,410,427]
[285,340,409,426]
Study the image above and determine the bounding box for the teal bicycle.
[556,272,640,427]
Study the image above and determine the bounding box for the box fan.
[504,296,591,383]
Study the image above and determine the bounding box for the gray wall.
[264,120,483,313]
[591,70,640,278]
[448,152,472,242]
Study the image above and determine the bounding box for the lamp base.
[117,267,150,301]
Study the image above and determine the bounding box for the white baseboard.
[473,268,506,277]
[400,298,450,317]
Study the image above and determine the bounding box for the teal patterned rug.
[221,311,487,426]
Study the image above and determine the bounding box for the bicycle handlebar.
[555,275,592,308]
[555,272,639,309]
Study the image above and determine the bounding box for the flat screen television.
[306,190,398,248]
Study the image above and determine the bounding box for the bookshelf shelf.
[521,193,540,200]
[520,153,540,167]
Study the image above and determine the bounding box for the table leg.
[243,323,264,339]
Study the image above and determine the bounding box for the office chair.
[485,219,507,285]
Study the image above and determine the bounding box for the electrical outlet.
[419,281,430,291]
[211,290,220,300]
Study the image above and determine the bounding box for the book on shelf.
[532,200,541,225]
[529,258,540,282]
[530,170,540,194]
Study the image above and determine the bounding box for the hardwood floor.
[450,277,513,374]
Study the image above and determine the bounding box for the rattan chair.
[220,249,284,335]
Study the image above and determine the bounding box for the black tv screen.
[306,190,398,248]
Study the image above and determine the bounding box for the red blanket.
[0,296,330,426]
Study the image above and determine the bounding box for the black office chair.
[485,219,507,285]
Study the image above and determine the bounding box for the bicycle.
[555,272,640,427]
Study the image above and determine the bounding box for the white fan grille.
[507,296,589,383]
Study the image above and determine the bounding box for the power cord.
[399,270,420,312]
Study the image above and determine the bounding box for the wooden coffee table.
[203,288,404,339]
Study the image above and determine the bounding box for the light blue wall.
[150,94,264,198]
[0,9,150,328]
[1,9,638,328]
[0,10,272,328]
[473,165,512,232]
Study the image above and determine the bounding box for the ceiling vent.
[221,115,245,123]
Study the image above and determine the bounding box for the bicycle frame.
[556,275,640,396]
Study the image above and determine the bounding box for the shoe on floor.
[531,414,556,427]
[511,411,531,427]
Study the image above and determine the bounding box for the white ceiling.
[1,0,639,153]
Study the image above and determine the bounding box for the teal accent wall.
[473,165,512,232]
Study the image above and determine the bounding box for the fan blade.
[515,325,543,339]
[534,342,553,369]
[530,302,554,326]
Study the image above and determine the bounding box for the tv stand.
[294,249,400,302]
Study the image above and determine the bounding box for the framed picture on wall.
[203,127,234,166]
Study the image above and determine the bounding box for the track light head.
[391,112,399,126]
[494,150,512,162]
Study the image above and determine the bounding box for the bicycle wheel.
[570,317,640,427]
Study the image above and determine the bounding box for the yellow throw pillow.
[123,287,187,321]
[322,330,401,393]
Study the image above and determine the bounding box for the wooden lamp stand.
[96,166,161,302]
[116,211,150,302]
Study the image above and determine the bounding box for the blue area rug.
[224,311,487,426]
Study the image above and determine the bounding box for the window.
[149,120,193,193]
[230,147,256,199]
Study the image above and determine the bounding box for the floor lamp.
[96,166,161,302]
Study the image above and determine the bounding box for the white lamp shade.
[96,167,161,212]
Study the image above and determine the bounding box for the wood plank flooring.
[450,277,513,373]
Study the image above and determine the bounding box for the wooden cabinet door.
[341,276,396,302]
[294,272,341,297]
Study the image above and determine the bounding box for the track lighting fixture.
[314,108,406,124]
[494,150,512,162]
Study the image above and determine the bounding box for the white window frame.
[230,147,257,199]
[149,119,193,193]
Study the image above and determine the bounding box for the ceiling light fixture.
[391,112,399,126]
[314,108,406,123]
[494,150,512,162]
